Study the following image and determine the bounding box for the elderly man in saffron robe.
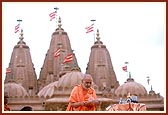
[66,74,100,111]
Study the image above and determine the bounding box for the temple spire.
[58,16,62,29]
[96,29,102,48]
[19,29,24,41]
[129,72,131,78]
[151,85,153,91]
[96,29,100,42]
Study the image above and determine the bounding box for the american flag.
[49,11,56,21]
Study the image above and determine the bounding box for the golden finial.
[58,16,62,29]
[19,29,24,41]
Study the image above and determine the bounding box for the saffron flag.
[85,23,94,33]
[54,48,61,57]
[63,54,73,64]
[122,66,127,72]
[49,11,56,21]
[6,68,11,74]
[15,24,20,33]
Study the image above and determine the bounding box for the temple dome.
[4,82,29,97]
[57,70,83,89]
[37,81,58,98]
[37,69,84,98]
[114,78,147,97]
[56,70,99,93]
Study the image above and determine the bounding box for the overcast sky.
[2,2,166,96]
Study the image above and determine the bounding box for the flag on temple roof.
[15,24,20,33]
[6,68,11,74]
[54,48,61,57]
[49,11,56,21]
[63,54,73,64]
[85,23,94,33]
[122,66,127,72]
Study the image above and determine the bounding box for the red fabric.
[4,104,10,111]
[15,24,20,33]
[54,48,60,57]
[85,23,94,33]
[122,66,127,72]
[49,11,56,21]
[63,54,73,64]
[6,68,11,74]
[66,84,97,111]
[86,29,94,33]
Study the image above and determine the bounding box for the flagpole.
[16,19,22,35]
[54,7,59,25]
[146,76,150,92]
[10,67,14,80]
[17,19,22,26]
[146,76,150,85]
[57,42,62,70]
[125,61,129,78]
[91,19,96,43]
[71,50,75,68]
